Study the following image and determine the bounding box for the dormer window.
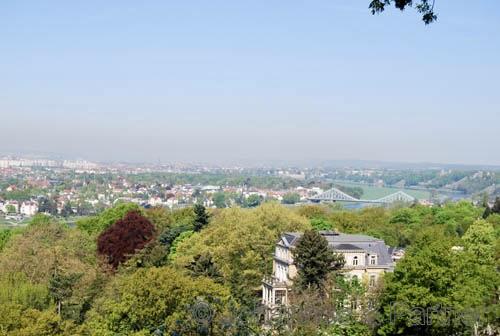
[353,256,358,266]
[370,255,376,265]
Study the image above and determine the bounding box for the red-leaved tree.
[97,210,155,269]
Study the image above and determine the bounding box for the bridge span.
[308,188,416,204]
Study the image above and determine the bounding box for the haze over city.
[1,1,499,165]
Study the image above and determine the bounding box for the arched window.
[353,256,358,266]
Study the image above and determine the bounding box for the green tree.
[335,185,364,200]
[463,219,495,263]
[193,203,209,232]
[0,273,49,311]
[377,228,499,336]
[482,205,492,219]
[244,194,262,208]
[293,230,344,290]
[186,252,223,282]
[282,192,301,205]
[0,305,77,336]
[76,202,141,236]
[38,198,57,216]
[29,213,53,227]
[5,204,16,214]
[491,197,500,214]
[144,206,173,232]
[84,267,230,335]
[167,230,194,261]
[310,217,332,231]
[0,229,13,252]
[48,266,82,316]
[212,192,227,208]
[60,203,73,218]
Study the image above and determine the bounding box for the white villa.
[262,231,397,309]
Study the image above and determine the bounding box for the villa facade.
[262,231,397,310]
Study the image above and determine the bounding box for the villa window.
[369,275,376,287]
[353,256,358,266]
[370,255,376,265]
[351,299,358,310]
[275,290,286,305]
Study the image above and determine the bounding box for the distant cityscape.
[1,154,499,226]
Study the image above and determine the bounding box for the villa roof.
[335,243,363,250]
[280,231,393,267]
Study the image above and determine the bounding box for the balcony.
[262,275,290,288]
[273,254,292,265]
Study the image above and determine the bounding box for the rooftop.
[280,231,393,267]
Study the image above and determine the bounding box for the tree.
[244,194,262,208]
[186,252,223,282]
[29,213,53,227]
[0,229,13,251]
[0,273,49,311]
[84,267,230,335]
[167,230,194,261]
[60,203,73,218]
[145,206,173,232]
[193,203,209,232]
[0,305,77,336]
[463,219,495,263]
[159,224,191,249]
[48,263,82,316]
[282,192,301,205]
[212,192,227,208]
[0,220,96,285]
[293,230,344,290]
[482,205,492,219]
[97,210,156,269]
[310,217,332,231]
[171,203,310,303]
[38,198,57,215]
[5,204,16,214]
[75,201,93,216]
[335,185,364,200]
[77,202,141,236]
[0,220,98,329]
[369,0,437,24]
[377,228,499,336]
[491,197,500,214]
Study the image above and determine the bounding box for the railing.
[262,276,289,287]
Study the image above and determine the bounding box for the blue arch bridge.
[308,188,416,204]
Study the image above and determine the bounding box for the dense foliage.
[76,202,142,236]
[97,211,156,269]
[0,200,498,335]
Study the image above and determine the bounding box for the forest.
[0,200,498,335]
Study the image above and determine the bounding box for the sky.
[1,1,499,165]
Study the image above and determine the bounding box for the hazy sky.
[1,1,499,165]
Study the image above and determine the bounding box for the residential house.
[20,201,39,216]
[262,231,397,310]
